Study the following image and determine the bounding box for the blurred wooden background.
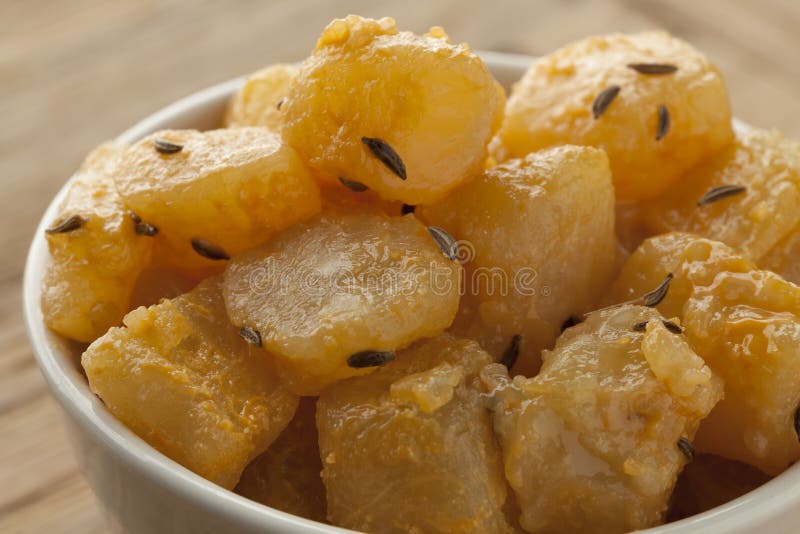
[1,0,799,531]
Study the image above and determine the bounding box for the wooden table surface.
[2,1,799,532]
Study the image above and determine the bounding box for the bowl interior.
[22,51,799,534]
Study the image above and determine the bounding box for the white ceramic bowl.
[23,52,800,533]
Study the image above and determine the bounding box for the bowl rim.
[22,50,800,533]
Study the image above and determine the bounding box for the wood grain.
[2,1,798,532]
